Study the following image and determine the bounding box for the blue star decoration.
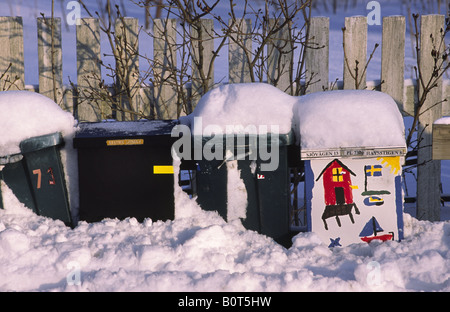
[328,237,342,248]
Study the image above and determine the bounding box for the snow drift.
[1,181,450,292]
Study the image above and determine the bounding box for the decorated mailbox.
[296,90,407,247]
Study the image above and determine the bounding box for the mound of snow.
[434,116,450,125]
[1,175,450,291]
[0,91,77,156]
[188,83,297,136]
[295,90,406,150]
[0,228,30,255]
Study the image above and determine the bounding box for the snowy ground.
[1,178,450,292]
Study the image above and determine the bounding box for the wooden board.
[432,124,450,160]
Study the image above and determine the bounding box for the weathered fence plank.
[404,79,418,116]
[37,17,63,106]
[0,17,24,91]
[381,16,406,114]
[305,17,329,94]
[115,17,140,121]
[443,82,450,116]
[417,14,445,222]
[139,86,154,119]
[153,18,178,119]
[267,18,292,94]
[343,16,367,90]
[228,19,252,84]
[62,85,75,120]
[191,19,215,109]
[432,124,450,160]
[76,18,104,122]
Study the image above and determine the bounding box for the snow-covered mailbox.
[1,133,72,227]
[0,91,74,227]
[73,120,178,223]
[183,83,298,247]
[296,90,407,247]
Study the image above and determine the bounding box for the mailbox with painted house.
[296,90,407,247]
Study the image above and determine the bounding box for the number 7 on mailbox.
[32,168,56,189]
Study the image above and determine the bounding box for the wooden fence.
[0,14,449,221]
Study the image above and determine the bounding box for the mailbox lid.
[20,132,64,154]
[73,120,179,149]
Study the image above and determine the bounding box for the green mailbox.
[0,132,72,227]
[195,131,296,247]
[0,153,37,213]
[186,82,300,247]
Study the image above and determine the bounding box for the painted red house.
[315,159,360,230]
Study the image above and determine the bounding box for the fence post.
[0,17,24,91]
[153,18,178,119]
[190,19,215,109]
[343,16,367,90]
[37,17,63,106]
[267,18,292,94]
[115,17,140,121]
[305,17,329,94]
[404,79,418,116]
[381,16,405,114]
[443,81,450,116]
[228,18,252,84]
[76,18,105,122]
[417,14,445,221]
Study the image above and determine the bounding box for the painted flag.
[365,165,382,177]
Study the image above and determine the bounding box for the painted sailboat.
[359,216,394,243]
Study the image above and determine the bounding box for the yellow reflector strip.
[106,139,144,146]
[153,165,174,174]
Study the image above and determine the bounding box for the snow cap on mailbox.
[295,90,406,156]
[188,83,297,136]
[0,90,76,156]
